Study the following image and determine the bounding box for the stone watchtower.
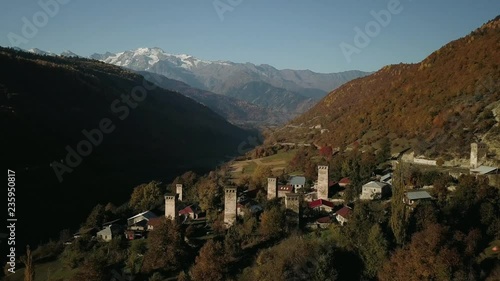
[285,193,301,225]
[164,194,178,221]
[471,142,487,169]
[176,184,183,201]
[317,165,329,200]
[267,178,277,200]
[224,187,237,226]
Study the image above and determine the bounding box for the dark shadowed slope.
[0,47,256,248]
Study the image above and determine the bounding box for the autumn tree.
[82,204,106,229]
[378,224,462,281]
[252,165,273,188]
[129,181,163,213]
[376,137,391,164]
[196,176,224,220]
[361,224,388,278]
[390,162,409,245]
[127,239,147,274]
[142,219,185,273]
[224,226,243,258]
[171,170,199,202]
[259,204,286,240]
[190,240,229,281]
[240,235,339,281]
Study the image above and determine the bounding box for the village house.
[380,172,392,186]
[339,177,351,187]
[308,199,335,212]
[470,165,499,187]
[360,181,390,200]
[289,176,306,189]
[307,216,334,229]
[127,210,158,234]
[179,204,202,220]
[403,190,432,209]
[97,224,123,242]
[237,201,263,217]
[334,206,352,226]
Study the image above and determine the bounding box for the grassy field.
[230,148,298,180]
[259,149,298,163]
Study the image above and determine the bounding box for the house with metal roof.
[360,181,390,200]
[470,166,498,175]
[403,190,432,209]
[289,176,306,189]
[127,210,158,226]
[470,165,500,188]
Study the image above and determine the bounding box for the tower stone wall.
[176,184,183,201]
[285,193,301,225]
[317,165,329,199]
[224,187,237,226]
[267,178,277,200]
[471,143,487,168]
[164,194,178,221]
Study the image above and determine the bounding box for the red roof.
[316,216,333,224]
[278,185,293,192]
[329,180,338,187]
[179,205,199,215]
[339,177,351,184]
[309,199,335,209]
[147,217,163,227]
[335,206,352,218]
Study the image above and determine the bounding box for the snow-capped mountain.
[28,48,56,56]
[93,47,215,70]
[91,47,369,115]
[60,50,80,57]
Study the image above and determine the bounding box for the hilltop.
[275,16,500,163]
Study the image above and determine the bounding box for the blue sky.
[0,0,498,73]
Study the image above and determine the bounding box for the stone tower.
[285,193,301,225]
[224,187,237,226]
[471,142,487,168]
[317,165,329,199]
[176,184,183,201]
[267,178,277,200]
[164,194,178,221]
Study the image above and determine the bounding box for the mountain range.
[23,47,368,125]
[278,16,500,163]
[90,47,369,121]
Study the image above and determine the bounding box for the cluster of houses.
[85,141,499,242]
[258,165,436,229]
[86,184,204,242]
